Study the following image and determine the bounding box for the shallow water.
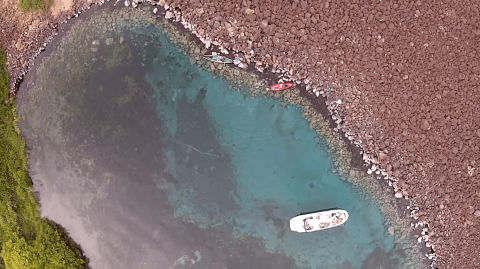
[16,9,415,269]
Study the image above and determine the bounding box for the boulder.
[165,11,174,19]
[105,38,114,45]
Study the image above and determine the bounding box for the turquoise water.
[142,27,395,268]
[16,14,410,268]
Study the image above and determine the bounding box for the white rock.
[165,11,174,19]
[105,38,114,45]
[124,0,130,6]
[395,192,403,198]
[153,8,158,13]
[132,1,137,7]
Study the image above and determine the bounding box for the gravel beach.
[2,0,480,268]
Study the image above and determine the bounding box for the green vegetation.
[18,0,46,11]
[0,46,87,268]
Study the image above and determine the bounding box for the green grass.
[0,46,88,268]
[18,0,46,11]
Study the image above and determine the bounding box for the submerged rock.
[105,38,114,45]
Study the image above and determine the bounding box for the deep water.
[16,14,413,269]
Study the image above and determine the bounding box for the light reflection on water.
[16,8,415,269]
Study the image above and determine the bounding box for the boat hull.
[290,209,349,233]
[265,82,294,91]
[203,55,233,64]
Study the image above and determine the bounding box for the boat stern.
[289,215,306,233]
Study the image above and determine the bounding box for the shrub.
[18,0,46,11]
[0,46,87,268]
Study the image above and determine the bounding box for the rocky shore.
[2,0,480,268]
[134,1,480,268]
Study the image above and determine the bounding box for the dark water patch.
[15,11,303,268]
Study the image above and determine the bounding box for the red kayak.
[265,82,294,91]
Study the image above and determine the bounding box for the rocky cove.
[2,0,480,268]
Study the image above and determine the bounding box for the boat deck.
[290,210,349,233]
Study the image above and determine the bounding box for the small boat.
[290,209,349,233]
[203,55,234,64]
[265,82,294,91]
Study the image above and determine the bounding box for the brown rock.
[378,151,387,161]
[467,206,475,214]
[260,20,268,28]
[420,119,430,130]
[15,39,23,51]
[298,29,306,37]
[301,0,307,9]
[386,164,392,171]
[245,8,254,15]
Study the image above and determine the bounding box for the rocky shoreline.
[120,2,480,268]
[2,0,479,268]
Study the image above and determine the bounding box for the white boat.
[290,209,349,233]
